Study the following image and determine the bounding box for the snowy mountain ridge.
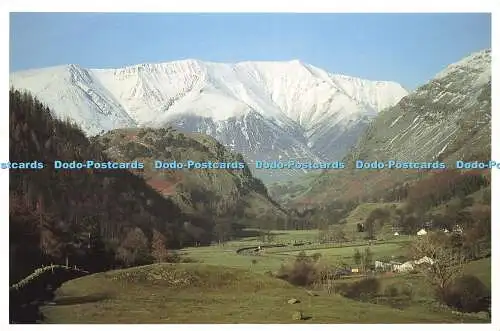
[274,49,491,204]
[10,59,408,181]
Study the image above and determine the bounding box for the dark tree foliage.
[406,170,488,212]
[443,275,490,314]
[364,208,390,239]
[338,277,380,300]
[9,89,198,283]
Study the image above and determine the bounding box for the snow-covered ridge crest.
[10,59,408,181]
[434,49,491,80]
[10,59,408,130]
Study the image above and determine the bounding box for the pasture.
[40,229,491,323]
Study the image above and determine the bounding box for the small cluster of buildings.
[374,256,434,273]
[393,225,464,237]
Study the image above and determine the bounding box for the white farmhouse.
[414,256,434,265]
[375,261,393,271]
[417,229,427,236]
[393,261,414,272]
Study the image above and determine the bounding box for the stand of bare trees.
[410,233,466,301]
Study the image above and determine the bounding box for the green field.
[41,230,491,323]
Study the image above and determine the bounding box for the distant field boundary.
[256,239,410,254]
[234,239,409,257]
[236,244,287,254]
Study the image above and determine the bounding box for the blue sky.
[10,13,491,90]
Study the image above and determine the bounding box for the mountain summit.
[279,49,491,205]
[347,49,491,164]
[10,60,408,181]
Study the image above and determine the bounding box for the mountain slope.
[9,88,291,287]
[9,89,194,283]
[347,49,491,163]
[92,126,289,227]
[9,65,137,134]
[10,60,408,181]
[281,49,491,206]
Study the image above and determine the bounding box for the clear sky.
[10,13,491,90]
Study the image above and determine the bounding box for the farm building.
[417,229,427,236]
[414,256,434,265]
[393,261,414,272]
[375,261,393,271]
[375,255,434,273]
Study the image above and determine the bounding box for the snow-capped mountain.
[275,49,491,205]
[347,49,491,164]
[10,59,408,181]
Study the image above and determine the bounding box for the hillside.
[92,127,289,228]
[282,49,491,206]
[40,262,487,323]
[339,203,401,239]
[8,89,204,284]
[346,49,491,163]
[10,60,408,182]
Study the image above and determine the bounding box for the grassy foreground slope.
[41,263,485,323]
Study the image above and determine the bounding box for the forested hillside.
[9,89,204,284]
[92,127,289,231]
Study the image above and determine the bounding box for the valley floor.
[41,230,491,324]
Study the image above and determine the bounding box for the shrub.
[401,284,414,299]
[276,260,318,286]
[276,252,319,286]
[339,277,380,299]
[180,257,198,263]
[164,251,181,263]
[311,253,322,262]
[296,251,309,262]
[384,284,399,297]
[443,275,490,313]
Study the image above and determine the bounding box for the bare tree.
[151,229,169,263]
[213,218,232,245]
[315,260,344,294]
[362,247,373,272]
[330,225,347,245]
[410,233,466,301]
[117,227,150,266]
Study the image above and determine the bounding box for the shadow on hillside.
[53,292,113,306]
